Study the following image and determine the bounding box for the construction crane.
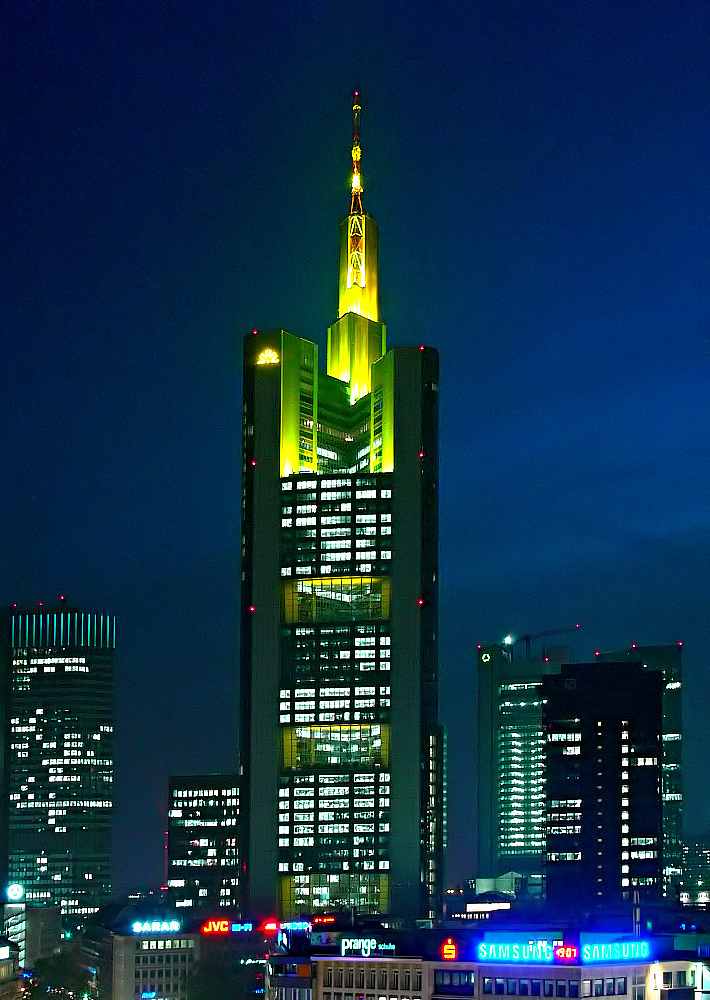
[506,624,581,660]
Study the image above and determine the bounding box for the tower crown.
[329,92,384,401]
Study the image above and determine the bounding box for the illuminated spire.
[328,91,384,402]
[350,90,363,214]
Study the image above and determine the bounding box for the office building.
[166,774,240,911]
[0,602,114,929]
[543,662,663,908]
[2,887,61,968]
[239,94,443,919]
[476,644,573,880]
[596,645,683,893]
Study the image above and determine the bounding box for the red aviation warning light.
[442,938,457,960]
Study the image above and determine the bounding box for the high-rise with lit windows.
[596,644,682,895]
[239,94,443,920]
[1,602,114,929]
[476,644,573,882]
[543,661,663,909]
[166,774,240,910]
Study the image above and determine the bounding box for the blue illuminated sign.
[476,937,652,965]
[581,941,650,963]
[132,920,180,934]
[477,939,557,963]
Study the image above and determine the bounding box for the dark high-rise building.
[596,644,682,894]
[0,602,114,928]
[543,662,663,909]
[239,94,443,920]
[166,774,240,911]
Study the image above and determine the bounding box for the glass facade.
[277,474,394,913]
[240,98,442,919]
[498,682,546,861]
[167,776,240,910]
[4,605,114,928]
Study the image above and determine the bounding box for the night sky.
[3,0,710,895]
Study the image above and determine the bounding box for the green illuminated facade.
[1,604,114,929]
[240,98,442,920]
[476,645,570,881]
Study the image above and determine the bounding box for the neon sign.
[341,937,396,958]
[201,920,254,934]
[6,884,23,902]
[477,940,556,963]
[554,946,578,962]
[132,920,180,934]
[581,941,650,963]
[257,349,280,365]
[442,938,458,960]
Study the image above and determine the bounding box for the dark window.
[662,976,672,990]
[346,972,354,988]
[495,980,505,995]
[594,982,603,997]
[606,980,615,996]
[531,982,541,997]
[508,981,517,995]
[615,981,626,995]
[569,984,579,998]
[544,983,554,998]
[557,983,567,997]
[484,980,493,995]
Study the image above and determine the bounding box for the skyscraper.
[596,644,682,894]
[476,643,573,881]
[239,94,443,920]
[543,661,663,909]
[0,602,114,929]
[166,774,240,911]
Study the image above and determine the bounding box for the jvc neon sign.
[201,920,254,934]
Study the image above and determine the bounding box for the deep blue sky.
[2,0,710,893]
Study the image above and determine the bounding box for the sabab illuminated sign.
[132,920,181,934]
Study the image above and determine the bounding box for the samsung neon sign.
[476,939,651,965]
[132,921,180,934]
[581,941,650,963]
[477,940,557,963]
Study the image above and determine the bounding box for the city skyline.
[3,1,710,893]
